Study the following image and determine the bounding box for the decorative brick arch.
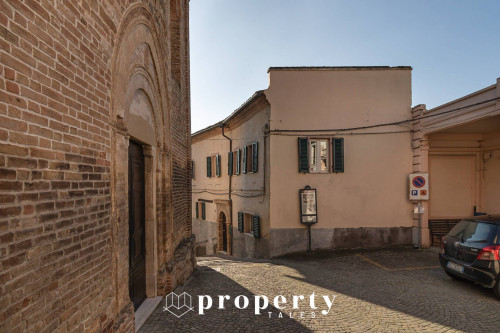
[109,4,172,315]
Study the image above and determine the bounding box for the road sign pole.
[417,202,422,249]
[307,224,312,253]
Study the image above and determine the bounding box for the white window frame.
[309,138,330,173]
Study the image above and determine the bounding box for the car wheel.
[445,270,466,282]
[494,280,500,300]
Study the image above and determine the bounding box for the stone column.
[143,145,158,297]
[411,104,430,248]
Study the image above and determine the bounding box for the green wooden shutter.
[238,212,244,233]
[236,149,241,175]
[298,138,309,173]
[252,142,258,173]
[201,202,206,220]
[332,138,344,173]
[252,215,260,239]
[228,152,233,175]
[195,202,199,218]
[242,146,247,174]
[206,156,212,177]
[215,154,221,177]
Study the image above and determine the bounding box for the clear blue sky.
[189,0,500,133]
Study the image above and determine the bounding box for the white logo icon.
[163,292,194,318]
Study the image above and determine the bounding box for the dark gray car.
[439,215,500,299]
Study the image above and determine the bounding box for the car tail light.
[477,246,500,261]
[440,237,445,254]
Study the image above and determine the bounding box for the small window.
[196,201,206,220]
[242,146,247,174]
[309,139,329,173]
[235,149,241,175]
[238,212,261,239]
[244,213,252,233]
[298,137,344,173]
[215,154,221,177]
[206,155,221,177]
[228,152,233,175]
[206,156,212,178]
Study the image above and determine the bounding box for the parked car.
[439,215,500,299]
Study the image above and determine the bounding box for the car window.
[448,220,498,243]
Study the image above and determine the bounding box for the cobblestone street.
[140,248,500,332]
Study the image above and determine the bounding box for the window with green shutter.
[238,212,244,232]
[298,137,309,173]
[332,138,344,173]
[236,149,241,175]
[242,146,247,174]
[195,202,199,218]
[228,152,233,175]
[201,202,206,220]
[252,142,258,173]
[252,215,260,239]
[206,156,212,177]
[215,154,221,177]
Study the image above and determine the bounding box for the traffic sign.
[409,173,429,200]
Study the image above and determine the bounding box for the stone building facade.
[0,1,195,332]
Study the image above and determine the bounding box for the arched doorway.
[219,212,228,252]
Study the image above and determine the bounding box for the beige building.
[192,67,416,258]
[412,77,500,246]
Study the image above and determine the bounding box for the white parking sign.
[409,173,429,200]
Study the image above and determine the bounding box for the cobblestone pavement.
[140,248,500,332]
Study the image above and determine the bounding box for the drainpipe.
[220,123,232,254]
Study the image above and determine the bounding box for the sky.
[189,0,500,133]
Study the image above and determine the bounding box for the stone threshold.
[135,296,163,332]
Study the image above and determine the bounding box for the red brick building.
[0,1,195,331]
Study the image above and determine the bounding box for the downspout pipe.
[220,123,232,201]
[220,123,233,255]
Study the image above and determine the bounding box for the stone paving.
[140,248,500,332]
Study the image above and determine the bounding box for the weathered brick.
[0,1,193,332]
[0,206,21,219]
[0,168,16,180]
[0,115,28,132]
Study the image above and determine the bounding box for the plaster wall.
[265,69,414,234]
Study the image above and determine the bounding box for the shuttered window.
[238,212,261,239]
[298,138,309,173]
[252,142,258,173]
[236,149,241,175]
[215,154,221,177]
[242,146,247,174]
[196,201,206,220]
[238,212,244,232]
[252,215,260,239]
[228,152,233,175]
[206,156,212,177]
[332,138,344,173]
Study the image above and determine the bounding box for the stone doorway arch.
[214,200,232,254]
[109,4,171,315]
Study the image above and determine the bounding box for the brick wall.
[0,1,193,332]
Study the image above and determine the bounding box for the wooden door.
[128,141,146,310]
